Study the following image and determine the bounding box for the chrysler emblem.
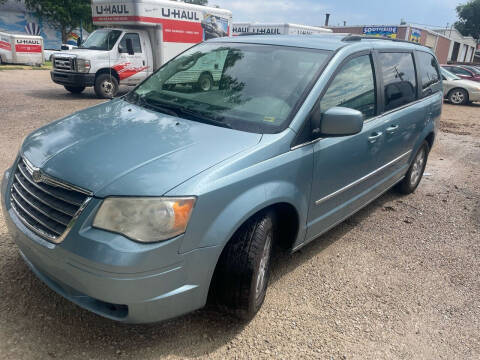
[32,169,43,183]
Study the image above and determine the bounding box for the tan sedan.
[441,67,480,105]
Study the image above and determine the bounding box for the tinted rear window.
[417,51,440,96]
[378,52,417,112]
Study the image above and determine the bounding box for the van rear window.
[378,52,417,112]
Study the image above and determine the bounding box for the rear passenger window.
[378,52,417,111]
[417,52,440,95]
[320,55,376,120]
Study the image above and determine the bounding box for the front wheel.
[448,88,468,105]
[94,74,119,99]
[64,86,85,94]
[396,141,429,194]
[211,212,274,320]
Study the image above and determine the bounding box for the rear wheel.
[448,88,468,105]
[211,211,274,320]
[94,74,119,99]
[64,86,85,94]
[197,73,213,92]
[396,141,429,194]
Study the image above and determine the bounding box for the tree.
[23,0,92,43]
[455,0,480,39]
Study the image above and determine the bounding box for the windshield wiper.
[175,106,233,129]
[135,95,180,117]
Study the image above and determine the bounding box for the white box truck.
[232,23,331,36]
[50,0,232,98]
[0,31,44,66]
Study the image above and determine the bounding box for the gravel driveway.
[0,70,479,360]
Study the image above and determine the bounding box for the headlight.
[76,58,91,73]
[93,197,196,243]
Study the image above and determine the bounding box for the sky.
[212,0,462,29]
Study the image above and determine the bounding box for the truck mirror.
[77,38,81,47]
[126,38,134,55]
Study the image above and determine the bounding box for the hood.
[56,48,108,59]
[21,99,262,197]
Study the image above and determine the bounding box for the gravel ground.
[0,70,479,360]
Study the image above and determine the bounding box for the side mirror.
[312,106,364,137]
[125,38,134,55]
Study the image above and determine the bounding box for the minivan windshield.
[81,29,122,50]
[127,42,331,133]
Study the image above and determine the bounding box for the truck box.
[232,23,331,36]
[0,31,44,66]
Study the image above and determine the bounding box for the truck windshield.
[81,29,122,50]
[127,42,331,134]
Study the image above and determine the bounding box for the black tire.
[94,74,119,99]
[64,85,85,94]
[448,88,468,105]
[197,72,213,91]
[211,211,274,320]
[396,141,430,194]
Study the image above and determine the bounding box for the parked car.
[1,35,442,323]
[441,64,480,82]
[441,68,480,105]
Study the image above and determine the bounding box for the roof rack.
[342,34,424,46]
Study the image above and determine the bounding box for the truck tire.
[211,211,274,320]
[64,86,85,94]
[396,141,429,194]
[94,74,119,99]
[197,73,213,91]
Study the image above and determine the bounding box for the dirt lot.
[0,70,479,360]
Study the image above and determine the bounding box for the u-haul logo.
[16,39,41,45]
[161,8,200,21]
[95,4,130,15]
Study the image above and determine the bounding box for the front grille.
[53,57,75,71]
[9,158,91,243]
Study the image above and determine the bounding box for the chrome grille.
[53,56,75,71]
[9,158,91,243]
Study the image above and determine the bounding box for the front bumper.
[469,90,480,102]
[1,168,220,323]
[51,70,95,87]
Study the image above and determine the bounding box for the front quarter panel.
[168,130,314,255]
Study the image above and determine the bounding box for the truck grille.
[53,56,75,71]
[9,158,91,243]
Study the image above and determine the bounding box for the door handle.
[368,132,383,143]
[386,125,399,134]
[143,60,145,66]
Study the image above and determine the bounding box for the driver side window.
[119,33,142,53]
[320,55,376,120]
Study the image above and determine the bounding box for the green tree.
[455,0,480,39]
[23,0,92,43]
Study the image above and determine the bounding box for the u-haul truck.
[50,0,232,98]
[232,23,331,36]
[0,31,44,66]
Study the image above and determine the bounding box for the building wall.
[436,36,450,64]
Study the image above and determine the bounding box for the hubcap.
[102,80,114,96]
[255,233,272,299]
[450,91,464,104]
[200,78,211,91]
[410,148,426,186]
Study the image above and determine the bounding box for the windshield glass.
[127,42,331,133]
[81,29,122,50]
[441,68,461,81]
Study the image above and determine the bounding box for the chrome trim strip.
[22,157,92,196]
[315,150,412,206]
[10,200,60,242]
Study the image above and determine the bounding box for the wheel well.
[95,68,120,82]
[425,132,435,150]
[207,202,300,303]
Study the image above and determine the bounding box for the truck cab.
[50,0,232,98]
[51,28,153,97]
